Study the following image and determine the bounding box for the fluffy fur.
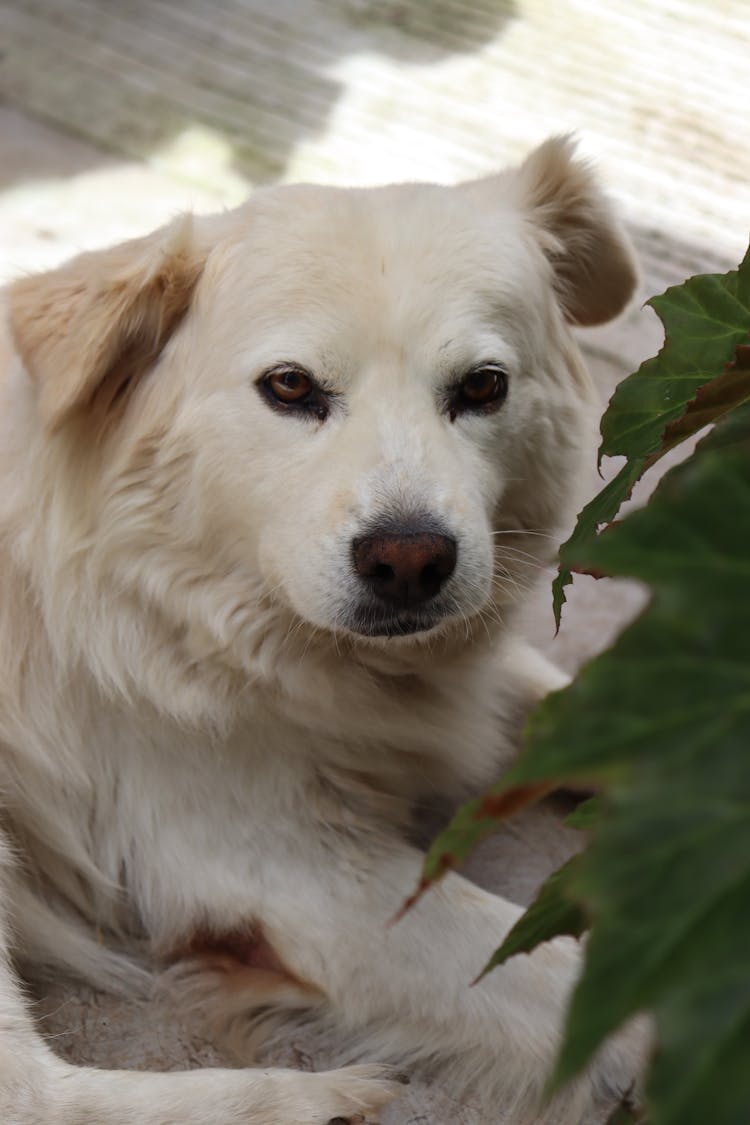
[0,138,641,1124]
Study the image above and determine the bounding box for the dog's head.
[6,139,636,692]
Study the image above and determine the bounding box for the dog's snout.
[352,530,457,608]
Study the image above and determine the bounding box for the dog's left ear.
[7,215,205,431]
[467,137,637,327]
[515,136,638,326]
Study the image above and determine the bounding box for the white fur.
[0,139,642,1123]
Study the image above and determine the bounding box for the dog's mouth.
[342,605,450,640]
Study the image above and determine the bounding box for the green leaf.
[553,244,750,626]
[508,402,750,1125]
[646,342,750,463]
[601,247,750,461]
[477,854,587,980]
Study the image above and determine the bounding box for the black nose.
[352,529,457,609]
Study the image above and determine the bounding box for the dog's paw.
[302,1065,400,1124]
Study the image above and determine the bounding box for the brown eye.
[462,368,504,404]
[267,367,312,403]
[258,365,332,422]
[447,364,509,421]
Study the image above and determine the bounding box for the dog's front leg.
[0,841,396,1125]
[253,838,642,1124]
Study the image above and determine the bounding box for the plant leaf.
[554,244,750,626]
[601,246,750,462]
[508,402,750,1125]
[646,341,750,464]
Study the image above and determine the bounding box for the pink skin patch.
[174,926,323,1001]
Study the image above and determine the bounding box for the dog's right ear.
[7,215,205,432]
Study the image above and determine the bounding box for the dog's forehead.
[218,182,535,309]
[204,182,542,374]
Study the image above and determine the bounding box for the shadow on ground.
[0,0,517,189]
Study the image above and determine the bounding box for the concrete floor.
[0,0,747,1120]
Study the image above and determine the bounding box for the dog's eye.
[461,367,506,405]
[447,364,509,421]
[266,367,313,403]
[258,365,331,421]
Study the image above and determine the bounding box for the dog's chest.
[12,655,509,953]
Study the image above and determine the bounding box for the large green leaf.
[506,403,750,1125]
[553,245,750,624]
[601,250,750,461]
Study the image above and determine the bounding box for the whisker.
[494,550,549,571]
[491,528,556,537]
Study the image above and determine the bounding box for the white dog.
[0,138,640,1124]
